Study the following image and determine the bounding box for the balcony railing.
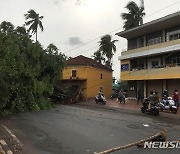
[121,65,180,80]
[121,38,180,56]
[130,64,179,72]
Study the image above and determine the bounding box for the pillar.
[144,80,147,98]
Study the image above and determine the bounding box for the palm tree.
[121,0,145,30]
[99,35,118,68]
[92,50,105,64]
[24,9,44,42]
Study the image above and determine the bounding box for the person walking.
[137,89,143,105]
[172,89,179,109]
[118,90,125,104]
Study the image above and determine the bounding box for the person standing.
[137,89,143,105]
[172,89,179,109]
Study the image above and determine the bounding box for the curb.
[0,140,13,154]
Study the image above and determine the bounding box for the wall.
[63,66,112,99]
[86,66,112,98]
[63,66,88,98]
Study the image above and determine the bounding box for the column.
[162,80,166,91]
[144,80,147,98]
[162,29,165,43]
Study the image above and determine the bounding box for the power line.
[63,0,180,55]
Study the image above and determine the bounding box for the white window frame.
[172,57,180,66]
[166,29,180,41]
[148,58,161,69]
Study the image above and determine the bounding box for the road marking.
[0,144,6,154]
[0,140,13,154]
[1,125,23,147]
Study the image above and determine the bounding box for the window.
[100,73,103,79]
[137,37,144,48]
[152,61,159,68]
[148,58,160,69]
[71,70,77,78]
[167,30,180,41]
[148,37,162,46]
[172,57,180,66]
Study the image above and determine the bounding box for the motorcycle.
[95,93,106,105]
[159,97,177,114]
[141,98,159,116]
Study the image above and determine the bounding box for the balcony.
[121,65,180,81]
[121,39,180,57]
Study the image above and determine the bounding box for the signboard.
[121,64,129,72]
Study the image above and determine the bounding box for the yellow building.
[62,55,112,100]
[116,12,180,98]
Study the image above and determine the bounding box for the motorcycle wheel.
[171,108,177,114]
[141,107,145,113]
[103,101,106,105]
[95,99,98,104]
[151,108,159,116]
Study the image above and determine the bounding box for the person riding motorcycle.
[147,91,154,109]
[98,87,103,101]
[162,90,169,106]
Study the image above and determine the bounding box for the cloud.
[68,37,84,45]
[75,0,86,6]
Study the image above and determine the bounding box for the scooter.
[159,97,177,114]
[95,93,106,105]
[141,98,159,116]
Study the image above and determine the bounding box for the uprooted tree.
[0,21,67,116]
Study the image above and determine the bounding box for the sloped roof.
[66,55,113,71]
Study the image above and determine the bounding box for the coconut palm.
[92,50,105,64]
[121,0,145,30]
[24,9,44,42]
[99,35,118,68]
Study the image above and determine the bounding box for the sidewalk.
[79,98,180,119]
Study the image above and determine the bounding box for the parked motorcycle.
[159,97,177,114]
[141,98,159,116]
[95,93,106,105]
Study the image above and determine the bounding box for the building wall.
[147,80,163,98]
[63,66,88,98]
[167,79,180,97]
[86,67,112,98]
[63,66,112,99]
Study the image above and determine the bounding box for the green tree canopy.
[92,50,105,64]
[98,35,118,68]
[0,21,66,116]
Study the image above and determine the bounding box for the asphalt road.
[0,104,180,154]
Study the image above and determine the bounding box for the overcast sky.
[1,0,180,79]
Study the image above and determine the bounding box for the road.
[0,104,180,154]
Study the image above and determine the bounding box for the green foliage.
[121,0,145,30]
[92,50,105,64]
[24,9,44,42]
[0,21,66,116]
[120,81,128,90]
[98,35,118,68]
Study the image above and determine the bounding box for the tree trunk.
[35,29,38,42]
